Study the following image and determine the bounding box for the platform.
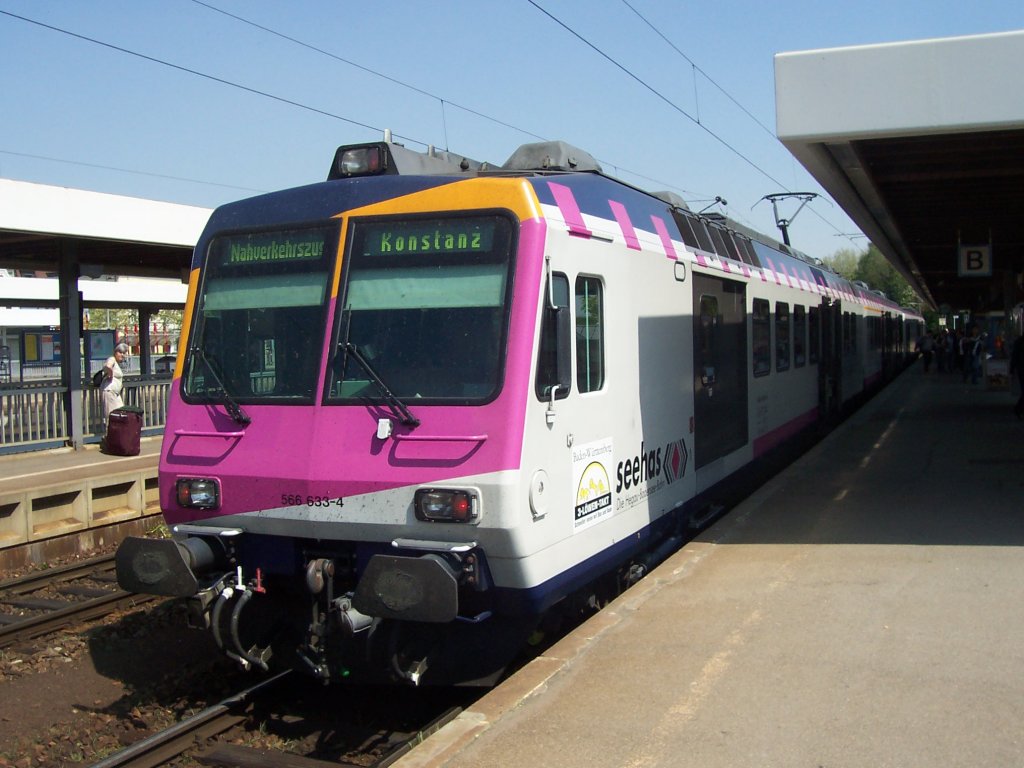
[397,365,1024,768]
[0,437,161,567]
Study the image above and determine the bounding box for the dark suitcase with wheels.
[104,406,143,456]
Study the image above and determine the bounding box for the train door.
[532,262,613,524]
[693,274,748,469]
[882,312,894,379]
[818,298,842,418]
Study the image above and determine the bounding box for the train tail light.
[414,489,477,523]
[176,478,220,509]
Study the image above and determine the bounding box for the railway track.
[89,671,291,768]
[88,669,463,768]
[0,553,156,649]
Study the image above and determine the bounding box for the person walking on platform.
[1011,333,1024,420]
[917,332,935,373]
[952,329,965,374]
[936,330,950,373]
[962,326,984,385]
[101,343,129,425]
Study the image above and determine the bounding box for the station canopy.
[776,30,1024,313]
[0,179,210,282]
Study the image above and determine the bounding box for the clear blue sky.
[2,1,1022,261]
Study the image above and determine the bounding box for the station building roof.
[775,30,1024,312]
[0,178,210,281]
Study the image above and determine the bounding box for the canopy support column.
[59,241,84,450]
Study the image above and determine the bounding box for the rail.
[89,671,292,768]
[0,376,173,453]
[0,553,157,649]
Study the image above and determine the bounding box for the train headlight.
[176,478,220,509]
[414,489,477,523]
[336,146,384,177]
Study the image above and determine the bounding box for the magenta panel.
[161,218,549,523]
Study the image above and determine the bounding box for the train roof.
[323,136,831,268]
[206,134,915,315]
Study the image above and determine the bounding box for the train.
[116,136,924,686]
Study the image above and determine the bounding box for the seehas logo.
[615,439,689,493]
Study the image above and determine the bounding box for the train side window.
[775,302,790,372]
[707,225,729,258]
[733,236,750,265]
[576,276,605,393]
[842,312,853,354]
[736,236,761,268]
[690,217,716,253]
[535,273,571,400]
[671,210,701,250]
[808,306,820,364]
[794,305,806,367]
[711,226,742,263]
[752,298,771,377]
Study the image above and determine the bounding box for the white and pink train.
[117,139,923,685]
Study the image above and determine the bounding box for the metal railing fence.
[0,376,173,453]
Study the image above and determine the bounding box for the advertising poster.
[86,330,115,361]
[572,437,615,534]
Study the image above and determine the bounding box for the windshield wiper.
[343,342,420,428]
[191,347,251,426]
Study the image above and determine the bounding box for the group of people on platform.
[915,326,988,382]
[916,325,1024,420]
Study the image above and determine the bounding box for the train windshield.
[327,214,514,404]
[183,224,335,403]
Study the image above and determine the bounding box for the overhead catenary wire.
[0,5,752,211]
[619,0,778,139]
[0,149,267,194]
[187,0,549,149]
[2,4,860,245]
[187,0,704,198]
[0,5,688,198]
[0,9,425,147]
[526,0,861,245]
[525,0,789,190]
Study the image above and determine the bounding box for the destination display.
[216,229,329,267]
[361,219,496,257]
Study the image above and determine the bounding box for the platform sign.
[958,245,992,277]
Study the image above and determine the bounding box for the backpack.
[91,369,105,388]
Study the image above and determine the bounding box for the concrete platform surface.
[0,437,161,493]
[397,367,1024,768]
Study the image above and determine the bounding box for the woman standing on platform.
[101,343,129,425]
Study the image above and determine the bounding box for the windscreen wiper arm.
[192,347,251,426]
[344,342,420,427]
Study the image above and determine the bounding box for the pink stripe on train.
[608,200,641,251]
[752,406,819,458]
[547,182,592,238]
